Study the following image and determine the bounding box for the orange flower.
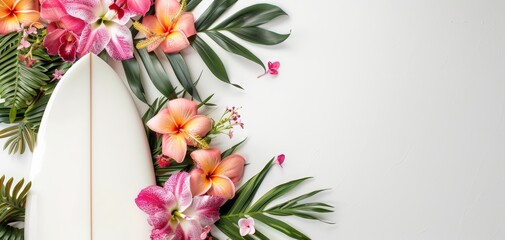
[189,148,245,199]
[0,0,39,34]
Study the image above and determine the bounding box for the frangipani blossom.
[60,0,139,60]
[136,0,196,53]
[0,0,39,34]
[135,172,224,240]
[190,148,245,199]
[147,98,211,163]
[258,61,280,78]
[238,217,255,236]
[41,0,86,61]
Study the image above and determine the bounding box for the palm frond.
[216,160,333,239]
[0,176,31,235]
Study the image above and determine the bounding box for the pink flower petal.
[58,31,79,62]
[276,154,285,166]
[151,226,175,240]
[200,225,211,240]
[44,28,66,54]
[185,195,224,226]
[160,30,190,53]
[135,185,175,216]
[126,0,151,16]
[175,219,202,240]
[59,15,86,34]
[162,134,188,163]
[141,15,166,35]
[155,0,180,27]
[0,15,20,34]
[268,61,280,69]
[61,0,101,23]
[40,0,66,21]
[146,108,178,134]
[166,98,197,126]
[214,154,245,183]
[189,168,212,196]
[182,115,212,143]
[190,149,221,174]
[77,24,111,57]
[164,172,193,212]
[208,175,236,199]
[104,24,133,60]
[238,217,255,236]
[173,12,196,38]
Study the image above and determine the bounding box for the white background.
[2,0,505,239]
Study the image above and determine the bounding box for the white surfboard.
[25,54,155,239]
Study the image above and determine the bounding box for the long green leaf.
[248,177,311,212]
[186,0,203,11]
[229,27,290,45]
[221,138,247,158]
[195,0,237,31]
[137,48,177,99]
[122,56,147,104]
[206,32,265,70]
[254,214,310,240]
[166,53,201,101]
[191,35,230,83]
[216,4,287,28]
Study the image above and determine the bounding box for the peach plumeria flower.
[0,0,40,34]
[133,0,196,53]
[146,98,212,163]
[189,148,245,199]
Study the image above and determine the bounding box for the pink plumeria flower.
[17,38,30,50]
[147,98,212,163]
[190,148,245,199]
[238,217,256,236]
[52,69,65,81]
[276,154,285,167]
[258,61,281,78]
[135,172,224,240]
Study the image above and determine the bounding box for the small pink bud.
[276,154,285,167]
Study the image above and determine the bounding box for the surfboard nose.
[25,54,155,240]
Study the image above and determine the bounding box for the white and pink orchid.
[135,172,224,240]
[146,98,212,163]
[58,0,151,60]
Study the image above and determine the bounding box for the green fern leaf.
[216,160,333,239]
[0,175,31,240]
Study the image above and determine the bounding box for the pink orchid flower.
[258,61,281,78]
[40,0,86,62]
[59,0,141,60]
[135,172,224,240]
[189,148,245,199]
[136,0,196,53]
[146,98,212,163]
[0,0,39,34]
[238,217,255,236]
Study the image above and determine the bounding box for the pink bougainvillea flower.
[59,0,136,60]
[51,69,65,81]
[17,37,30,49]
[0,0,39,34]
[147,98,212,163]
[135,172,224,240]
[257,61,281,78]
[189,148,245,199]
[135,0,196,53]
[238,217,255,236]
[41,0,86,62]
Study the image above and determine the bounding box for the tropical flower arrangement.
[0,0,334,239]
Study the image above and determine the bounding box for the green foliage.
[0,32,72,155]
[216,160,333,240]
[123,1,289,105]
[0,175,31,240]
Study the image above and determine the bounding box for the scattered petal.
[238,217,255,236]
[276,154,285,167]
